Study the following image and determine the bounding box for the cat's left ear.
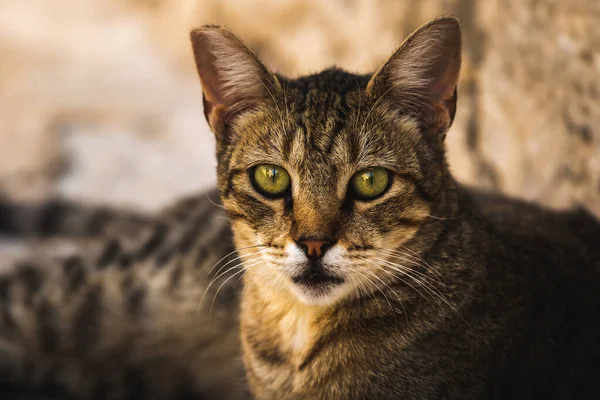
[190,26,280,139]
[367,17,462,136]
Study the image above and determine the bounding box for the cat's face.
[191,18,461,305]
[216,81,439,305]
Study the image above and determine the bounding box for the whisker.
[201,256,262,307]
[206,244,268,275]
[206,258,264,320]
[368,261,438,309]
[359,266,407,320]
[240,263,272,299]
[379,247,446,282]
[207,253,260,288]
[261,272,285,312]
[378,248,430,269]
[204,192,226,209]
[209,268,247,318]
[360,267,400,318]
[362,264,409,321]
[209,251,261,280]
[351,269,381,309]
[374,254,448,288]
[371,260,468,327]
[423,213,465,221]
[376,259,445,308]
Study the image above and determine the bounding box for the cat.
[190,16,600,399]
[0,191,250,399]
[0,15,599,400]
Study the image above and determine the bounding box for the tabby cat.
[1,16,600,400]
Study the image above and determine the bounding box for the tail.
[0,196,153,239]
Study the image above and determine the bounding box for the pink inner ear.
[199,67,225,106]
[428,55,461,104]
[191,31,227,107]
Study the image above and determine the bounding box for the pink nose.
[295,240,333,260]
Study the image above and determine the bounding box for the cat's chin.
[288,280,350,306]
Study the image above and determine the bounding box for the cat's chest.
[277,310,314,358]
[243,300,320,368]
[241,299,346,398]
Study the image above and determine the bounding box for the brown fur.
[0,191,248,399]
[190,17,600,399]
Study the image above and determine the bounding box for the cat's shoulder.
[467,186,600,268]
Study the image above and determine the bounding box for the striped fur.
[1,190,248,399]
[0,196,151,239]
[190,17,600,400]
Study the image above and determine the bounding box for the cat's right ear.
[190,26,279,138]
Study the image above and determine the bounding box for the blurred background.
[0,0,599,215]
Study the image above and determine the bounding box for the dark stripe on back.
[123,280,147,319]
[0,277,11,303]
[96,239,121,269]
[0,306,18,336]
[193,247,208,266]
[86,209,112,235]
[118,253,133,270]
[72,285,103,351]
[0,198,16,235]
[154,249,174,269]
[39,200,72,236]
[177,215,207,254]
[170,197,203,222]
[36,300,59,354]
[169,262,184,292]
[16,263,42,304]
[63,256,86,292]
[136,223,168,261]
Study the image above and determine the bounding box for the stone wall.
[0,0,598,215]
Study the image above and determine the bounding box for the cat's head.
[191,18,461,305]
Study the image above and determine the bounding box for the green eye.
[251,164,291,197]
[350,167,391,200]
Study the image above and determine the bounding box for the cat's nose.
[295,239,334,260]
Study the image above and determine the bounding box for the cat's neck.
[240,276,334,371]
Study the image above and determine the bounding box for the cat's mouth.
[289,260,345,300]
